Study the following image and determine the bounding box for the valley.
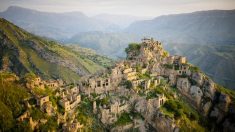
[0,4,235,131]
[2,6,233,89]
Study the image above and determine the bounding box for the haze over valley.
[1,6,235,89]
[0,1,235,131]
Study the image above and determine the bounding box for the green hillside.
[0,18,113,83]
[0,72,30,131]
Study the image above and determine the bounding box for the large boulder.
[218,93,231,112]
[202,101,212,116]
[203,79,216,99]
[189,85,203,106]
[177,78,190,93]
[192,72,204,86]
[154,116,176,132]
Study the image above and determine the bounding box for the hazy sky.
[0,0,235,17]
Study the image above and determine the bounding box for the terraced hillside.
[0,18,113,83]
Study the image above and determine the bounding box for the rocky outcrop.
[192,72,204,86]
[25,40,89,76]
[154,114,177,132]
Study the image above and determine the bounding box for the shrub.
[124,80,132,89]
[114,112,132,126]
[125,43,141,54]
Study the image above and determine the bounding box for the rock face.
[2,30,235,131]
[189,85,203,105]
[177,78,190,93]
[154,115,176,132]
[192,72,204,86]
[125,38,235,130]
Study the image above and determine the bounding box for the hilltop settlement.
[1,38,235,131]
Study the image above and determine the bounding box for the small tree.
[125,43,141,54]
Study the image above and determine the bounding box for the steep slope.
[0,6,119,39]
[0,39,235,131]
[1,7,235,90]
[0,72,30,131]
[0,18,112,83]
[66,31,235,89]
[164,43,235,89]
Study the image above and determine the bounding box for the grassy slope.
[0,72,30,131]
[0,18,113,82]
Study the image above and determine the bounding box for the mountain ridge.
[0,6,120,39]
[0,18,113,83]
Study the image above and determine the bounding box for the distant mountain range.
[93,14,148,28]
[0,18,113,83]
[1,6,235,89]
[126,10,235,44]
[0,6,122,40]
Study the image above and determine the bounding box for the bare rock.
[192,72,204,86]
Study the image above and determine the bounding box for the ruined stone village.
[16,38,234,131]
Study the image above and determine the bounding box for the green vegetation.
[135,64,142,72]
[161,99,206,131]
[69,45,114,68]
[123,80,133,89]
[0,72,30,131]
[189,65,200,72]
[216,84,235,101]
[163,64,174,69]
[23,72,37,83]
[114,112,132,126]
[163,51,169,57]
[125,43,141,54]
[76,96,104,131]
[138,72,150,79]
[0,101,14,131]
[125,43,141,59]
[39,117,58,131]
[30,107,45,120]
[96,95,111,106]
[146,90,158,100]
[154,86,176,100]
[0,18,109,83]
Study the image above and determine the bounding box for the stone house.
[41,102,55,116]
[111,64,124,85]
[37,96,50,107]
[135,94,166,116]
[176,64,191,76]
[141,68,148,74]
[34,77,41,85]
[17,111,30,122]
[36,96,55,115]
[62,120,83,132]
[153,77,161,87]
[100,101,130,125]
[46,81,59,88]
[166,56,175,64]
[143,79,151,90]
[59,86,81,112]
[148,94,166,108]
[132,79,144,88]
[26,76,45,89]
[59,94,81,112]
[123,68,137,81]
[173,55,187,65]
[79,75,113,94]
